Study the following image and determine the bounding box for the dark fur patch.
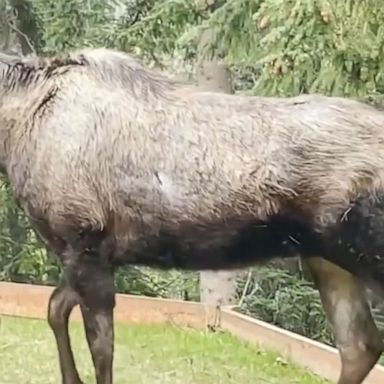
[0,52,86,90]
[320,193,384,287]
[95,213,318,270]
[93,193,384,293]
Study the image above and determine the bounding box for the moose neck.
[0,65,44,174]
[0,51,83,177]
[0,94,18,174]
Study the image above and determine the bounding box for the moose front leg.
[47,282,83,384]
[68,257,116,384]
[306,257,383,384]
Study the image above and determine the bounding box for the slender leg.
[68,258,116,384]
[80,302,114,384]
[306,257,383,384]
[47,283,83,384]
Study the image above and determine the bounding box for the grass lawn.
[0,315,329,384]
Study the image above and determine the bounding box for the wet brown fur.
[1,48,384,383]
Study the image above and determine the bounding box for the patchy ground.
[0,315,329,384]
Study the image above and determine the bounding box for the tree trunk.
[8,0,44,54]
[196,18,239,320]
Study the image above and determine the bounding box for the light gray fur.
[1,47,384,260]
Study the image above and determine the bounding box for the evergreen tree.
[125,0,384,104]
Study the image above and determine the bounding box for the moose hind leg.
[48,283,83,384]
[68,257,116,384]
[306,257,383,384]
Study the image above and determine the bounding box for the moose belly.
[109,187,384,289]
[109,211,321,271]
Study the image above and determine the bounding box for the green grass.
[0,315,329,384]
